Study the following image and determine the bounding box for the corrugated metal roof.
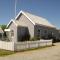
[22,11,55,28]
[7,10,56,28]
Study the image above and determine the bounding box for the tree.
[0,25,6,31]
[0,25,7,38]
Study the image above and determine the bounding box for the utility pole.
[15,0,17,18]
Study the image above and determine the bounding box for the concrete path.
[0,43,60,60]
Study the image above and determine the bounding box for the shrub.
[0,25,6,31]
[30,36,40,41]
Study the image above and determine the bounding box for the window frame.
[11,30,14,37]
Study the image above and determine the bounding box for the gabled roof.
[7,10,56,28]
[7,19,18,28]
[15,10,56,28]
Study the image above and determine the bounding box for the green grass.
[0,49,15,56]
[0,46,50,56]
[0,45,55,56]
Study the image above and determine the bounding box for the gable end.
[7,19,17,28]
[15,11,35,25]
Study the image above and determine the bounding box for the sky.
[0,0,60,28]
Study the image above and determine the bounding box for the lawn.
[0,49,15,56]
[0,46,53,56]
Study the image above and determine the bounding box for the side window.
[37,29,40,36]
[11,30,14,37]
[38,29,40,34]
[44,30,47,33]
[38,29,40,32]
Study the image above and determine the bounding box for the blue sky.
[0,0,60,28]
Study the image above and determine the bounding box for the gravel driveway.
[0,43,60,60]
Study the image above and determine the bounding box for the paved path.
[0,43,60,60]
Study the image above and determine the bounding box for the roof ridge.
[8,10,56,28]
[21,11,55,28]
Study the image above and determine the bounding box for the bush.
[30,36,40,41]
[0,25,6,31]
[30,37,35,41]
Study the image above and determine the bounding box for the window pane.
[11,30,14,37]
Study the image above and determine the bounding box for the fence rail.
[15,40,52,51]
[0,40,52,51]
[0,41,14,51]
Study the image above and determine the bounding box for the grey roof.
[26,12,55,27]
[15,11,56,28]
[7,10,56,28]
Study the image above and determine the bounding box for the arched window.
[11,30,14,37]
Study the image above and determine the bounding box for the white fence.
[15,40,52,51]
[0,40,52,51]
[0,41,14,51]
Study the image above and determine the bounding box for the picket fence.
[0,40,52,51]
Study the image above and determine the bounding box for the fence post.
[46,41,47,46]
[38,41,39,48]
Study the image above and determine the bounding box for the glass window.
[44,30,47,33]
[38,29,40,32]
[37,29,40,36]
[38,29,40,34]
[11,30,14,37]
